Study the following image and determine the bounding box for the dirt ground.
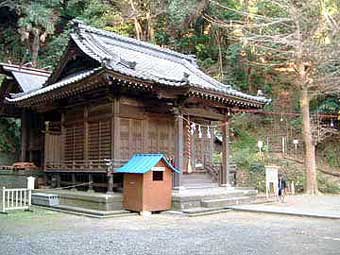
[0,208,339,255]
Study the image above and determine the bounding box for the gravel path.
[0,209,339,255]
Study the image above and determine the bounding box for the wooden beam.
[182,107,224,120]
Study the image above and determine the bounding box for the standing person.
[278,174,287,202]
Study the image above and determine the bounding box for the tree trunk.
[129,0,143,40]
[133,18,143,40]
[147,14,154,41]
[216,29,223,80]
[300,86,318,194]
[31,28,40,67]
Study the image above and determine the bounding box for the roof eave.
[5,68,104,107]
[187,88,270,109]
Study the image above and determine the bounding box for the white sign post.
[265,166,279,198]
[27,176,36,190]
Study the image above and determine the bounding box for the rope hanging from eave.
[177,109,340,130]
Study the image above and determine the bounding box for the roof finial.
[129,61,137,69]
[71,19,86,32]
[182,72,190,84]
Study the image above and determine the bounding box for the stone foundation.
[33,190,123,211]
[172,187,257,210]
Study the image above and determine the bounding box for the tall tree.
[18,1,59,67]
[109,0,168,41]
[206,0,340,194]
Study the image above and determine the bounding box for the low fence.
[1,187,32,213]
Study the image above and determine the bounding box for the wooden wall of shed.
[142,161,173,212]
[123,173,143,211]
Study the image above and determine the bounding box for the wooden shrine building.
[0,20,269,192]
[0,63,50,164]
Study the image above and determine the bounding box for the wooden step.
[201,196,256,208]
[182,183,219,189]
[182,207,231,217]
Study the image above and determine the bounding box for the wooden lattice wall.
[45,97,178,171]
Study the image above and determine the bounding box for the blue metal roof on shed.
[115,154,180,174]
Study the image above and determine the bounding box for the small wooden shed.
[115,154,180,213]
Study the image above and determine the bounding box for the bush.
[318,174,340,194]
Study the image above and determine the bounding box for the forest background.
[0,0,339,193]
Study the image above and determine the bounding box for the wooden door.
[44,133,62,168]
[88,120,111,161]
[119,118,143,162]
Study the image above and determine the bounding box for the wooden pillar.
[56,174,61,188]
[221,116,230,187]
[174,113,184,188]
[84,105,89,167]
[20,110,27,162]
[107,174,114,194]
[88,174,94,193]
[111,98,120,169]
[60,112,65,166]
[71,173,77,191]
[28,113,34,162]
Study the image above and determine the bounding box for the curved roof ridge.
[181,60,231,92]
[1,63,51,76]
[74,20,197,65]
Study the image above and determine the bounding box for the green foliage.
[319,142,340,168]
[0,118,20,154]
[317,97,340,113]
[76,0,117,29]
[0,74,4,85]
[231,127,268,191]
[39,29,71,68]
[0,27,26,63]
[318,174,340,194]
[231,122,259,169]
[168,0,196,27]
[18,2,56,35]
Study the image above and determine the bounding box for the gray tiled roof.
[8,68,101,102]
[6,21,270,105]
[1,64,50,93]
[72,22,268,103]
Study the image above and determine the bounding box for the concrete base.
[33,187,258,213]
[172,186,186,191]
[172,187,257,210]
[139,211,152,216]
[33,190,123,211]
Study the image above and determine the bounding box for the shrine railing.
[205,162,237,186]
[1,187,31,213]
[205,162,220,183]
[45,160,108,172]
[44,159,129,172]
